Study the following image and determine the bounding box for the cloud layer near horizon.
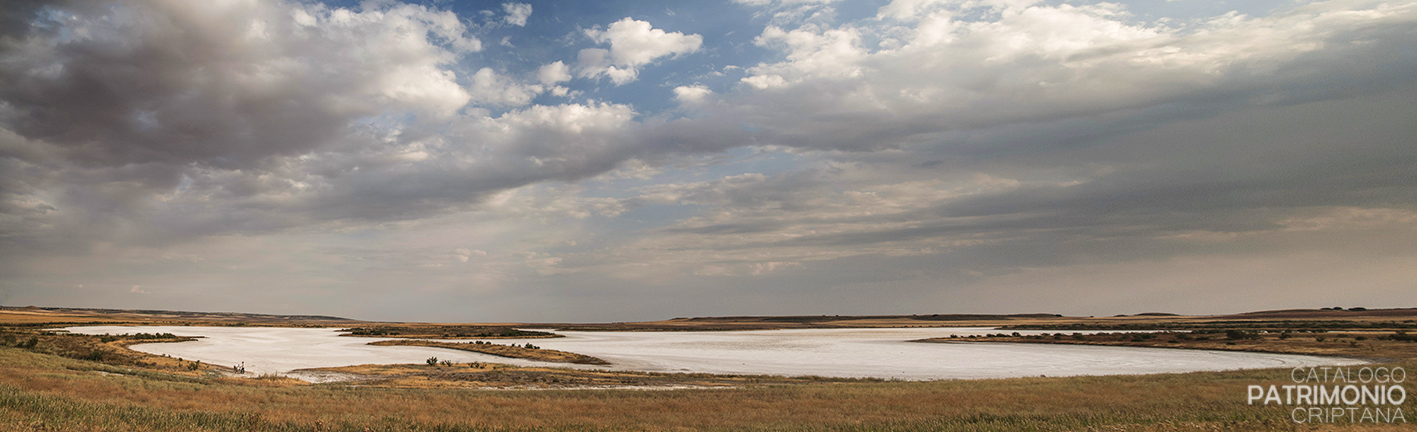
[2,0,1415,321]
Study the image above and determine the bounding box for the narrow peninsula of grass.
[368,339,610,365]
[300,362,873,389]
[341,325,559,339]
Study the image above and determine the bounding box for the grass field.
[2,307,1415,431]
[5,346,1411,431]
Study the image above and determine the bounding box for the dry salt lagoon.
[62,326,1364,382]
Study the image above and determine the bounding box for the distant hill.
[0,305,357,324]
[678,313,1063,322]
[1219,308,1417,319]
[7,305,1415,329]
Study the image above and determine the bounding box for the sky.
[1,0,1415,322]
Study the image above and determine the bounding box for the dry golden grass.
[0,311,124,325]
[4,307,1417,430]
[3,345,1413,431]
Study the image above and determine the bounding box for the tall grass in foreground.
[0,384,1311,432]
[1,347,1412,431]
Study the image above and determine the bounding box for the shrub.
[1225,330,1258,340]
[426,357,439,366]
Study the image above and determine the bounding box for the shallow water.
[62,326,1365,382]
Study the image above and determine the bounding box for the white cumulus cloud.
[538,61,573,85]
[502,3,532,26]
[673,85,713,103]
[577,18,703,85]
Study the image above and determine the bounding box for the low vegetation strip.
[368,339,610,365]
[918,330,1417,360]
[341,325,559,339]
[302,362,874,389]
[0,328,209,372]
[1002,319,1417,331]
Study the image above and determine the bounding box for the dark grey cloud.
[0,0,484,246]
[2,1,453,168]
[0,0,53,41]
[560,83,1417,314]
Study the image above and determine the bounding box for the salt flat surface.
[62,326,1365,382]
